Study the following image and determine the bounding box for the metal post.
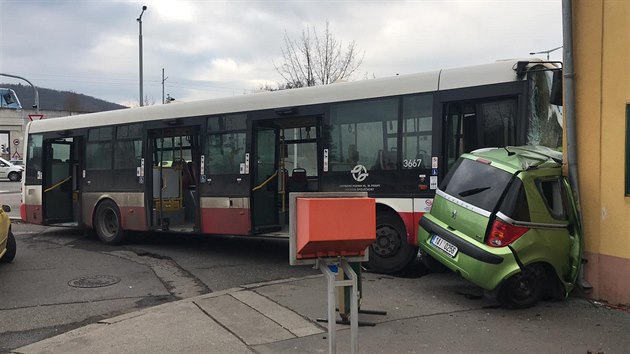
[340,258,359,354]
[320,260,338,354]
[319,258,359,354]
[137,6,147,107]
[162,68,165,104]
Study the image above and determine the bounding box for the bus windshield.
[527,69,563,149]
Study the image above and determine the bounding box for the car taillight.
[486,219,529,247]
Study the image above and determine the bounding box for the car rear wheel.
[367,212,418,274]
[94,200,125,245]
[8,171,20,182]
[499,264,544,309]
[1,230,16,263]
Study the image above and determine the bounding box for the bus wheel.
[8,172,20,182]
[94,200,125,245]
[367,213,418,274]
[0,230,16,263]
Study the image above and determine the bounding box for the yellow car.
[0,205,15,263]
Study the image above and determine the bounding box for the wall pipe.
[562,0,592,290]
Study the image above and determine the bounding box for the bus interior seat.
[381,149,397,170]
[373,149,397,170]
[416,151,430,168]
[289,168,307,192]
[172,159,194,189]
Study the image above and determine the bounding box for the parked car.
[0,157,23,181]
[0,205,16,263]
[418,146,581,308]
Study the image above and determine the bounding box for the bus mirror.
[550,70,563,106]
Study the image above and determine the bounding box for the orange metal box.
[296,197,376,259]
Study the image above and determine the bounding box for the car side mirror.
[550,70,563,106]
[2,205,11,213]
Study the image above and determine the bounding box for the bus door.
[251,117,321,234]
[42,136,82,225]
[251,125,279,233]
[148,127,200,232]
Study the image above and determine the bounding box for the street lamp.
[137,5,147,107]
[529,46,563,60]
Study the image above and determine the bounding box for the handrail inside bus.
[44,176,72,193]
[252,170,278,192]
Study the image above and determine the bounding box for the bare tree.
[274,20,364,88]
[63,92,81,112]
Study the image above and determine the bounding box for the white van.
[0,157,23,182]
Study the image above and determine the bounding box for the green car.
[418,146,581,308]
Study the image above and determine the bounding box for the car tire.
[367,212,418,274]
[94,200,125,245]
[1,230,16,263]
[8,171,20,182]
[499,264,544,309]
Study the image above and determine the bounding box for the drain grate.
[68,275,121,288]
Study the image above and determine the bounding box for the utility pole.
[137,5,147,107]
[162,68,168,104]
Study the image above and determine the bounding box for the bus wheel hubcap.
[373,225,401,257]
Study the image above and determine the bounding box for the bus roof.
[27,58,544,134]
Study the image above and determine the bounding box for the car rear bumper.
[418,216,521,290]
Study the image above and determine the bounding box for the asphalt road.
[0,221,329,352]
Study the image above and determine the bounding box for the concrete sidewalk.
[13,272,630,354]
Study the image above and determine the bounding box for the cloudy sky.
[0,0,563,107]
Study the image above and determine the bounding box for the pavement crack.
[103,250,211,299]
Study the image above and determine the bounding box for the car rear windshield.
[440,157,514,212]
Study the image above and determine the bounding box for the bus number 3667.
[402,159,423,168]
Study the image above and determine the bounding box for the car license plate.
[430,234,458,258]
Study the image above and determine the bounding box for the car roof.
[464,146,563,173]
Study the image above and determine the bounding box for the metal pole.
[162,68,165,104]
[562,0,592,290]
[0,73,39,113]
[137,6,147,107]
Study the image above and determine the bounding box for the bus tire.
[94,200,125,245]
[367,212,418,274]
[1,230,16,263]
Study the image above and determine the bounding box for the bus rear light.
[486,219,529,247]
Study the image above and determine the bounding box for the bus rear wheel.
[367,213,418,274]
[94,200,125,245]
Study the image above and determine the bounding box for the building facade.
[572,0,630,305]
[0,108,77,161]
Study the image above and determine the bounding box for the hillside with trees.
[0,83,127,112]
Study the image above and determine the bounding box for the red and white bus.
[21,59,562,273]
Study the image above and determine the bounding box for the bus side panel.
[82,192,147,231]
[376,198,433,246]
[200,197,250,235]
[23,185,43,224]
